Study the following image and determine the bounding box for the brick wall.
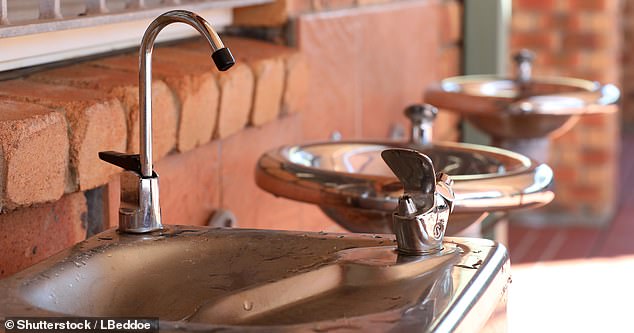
[623,0,634,126]
[510,0,622,225]
[0,0,461,277]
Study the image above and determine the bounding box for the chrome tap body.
[513,49,534,84]
[404,104,438,145]
[100,10,234,233]
[381,149,455,255]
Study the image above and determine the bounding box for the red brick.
[569,185,603,201]
[179,38,305,116]
[221,114,298,229]
[439,0,463,44]
[566,12,616,33]
[233,0,290,27]
[512,11,541,32]
[433,110,461,142]
[0,100,68,210]
[104,173,120,229]
[438,46,462,79]
[510,0,621,224]
[553,166,578,183]
[578,113,607,127]
[510,31,559,50]
[567,0,618,12]
[287,0,314,15]
[92,51,219,152]
[312,0,355,11]
[215,64,255,138]
[282,52,309,115]
[541,13,574,30]
[580,149,612,165]
[356,0,391,5]
[358,1,440,138]
[562,33,608,49]
[515,0,558,11]
[577,50,620,74]
[30,64,177,161]
[221,113,335,231]
[531,50,580,69]
[0,80,126,192]
[160,44,254,139]
[296,9,363,140]
[224,37,287,126]
[0,192,86,277]
[154,141,220,227]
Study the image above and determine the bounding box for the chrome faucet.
[513,49,535,84]
[99,10,234,233]
[404,104,438,145]
[381,149,454,255]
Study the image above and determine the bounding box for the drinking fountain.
[256,104,554,235]
[424,49,620,162]
[0,10,512,333]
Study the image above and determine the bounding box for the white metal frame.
[0,0,270,71]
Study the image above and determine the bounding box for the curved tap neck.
[138,10,228,177]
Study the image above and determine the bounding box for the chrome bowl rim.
[425,75,620,116]
[256,140,555,214]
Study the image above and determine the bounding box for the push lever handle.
[381,148,436,196]
[99,151,142,175]
[381,148,455,256]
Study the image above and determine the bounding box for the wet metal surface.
[0,226,509,332]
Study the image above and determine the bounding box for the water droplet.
[107,254,112,257]
[373,235,382,239]
[337,235,345,239]
[68,283,73,288]
[243,300,253,311]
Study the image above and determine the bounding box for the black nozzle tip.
[212,47,235,71]
[404,104,438,122]
[514,49,535,63]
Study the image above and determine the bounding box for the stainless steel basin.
[0,226,510,332]
[256,141,554,234]
[424,74,620,141]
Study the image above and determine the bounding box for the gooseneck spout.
[100,10,234,233]
[140,10,234,177]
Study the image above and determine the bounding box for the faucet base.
[118,171,163,233]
